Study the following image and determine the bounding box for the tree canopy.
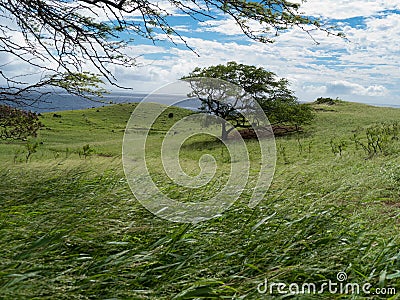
[183,62,313,132]
[183,77,255,140]
[0,0,340,105]
[0,105,41,140]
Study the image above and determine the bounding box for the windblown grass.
[0,101,399,299]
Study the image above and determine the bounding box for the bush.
[0,105,42,140]
[314,97,341,105]
[268,102,314,127]
[351,122,400,157]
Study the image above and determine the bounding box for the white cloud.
[108,13,400,105]
[326,80,388,96]
[197,18,265,36]
[297,0,400,19]
[197,18,243,35]
[52,3,400,106]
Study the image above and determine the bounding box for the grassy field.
[1,101,400,299]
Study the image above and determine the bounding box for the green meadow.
[1,101,400,299]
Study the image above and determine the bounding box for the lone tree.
[183,77,256,140]
[0,0,342,106]
[183,62,313,138]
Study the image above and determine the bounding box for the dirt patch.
[271,125,301,136]
[230,125,301,139]
[314,107,337,112]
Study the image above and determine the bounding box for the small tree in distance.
[182,62,313,139]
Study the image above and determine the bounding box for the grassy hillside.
[1,101,399,299]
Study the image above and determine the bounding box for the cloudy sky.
[1,1,399,107]
[110,0,400,106]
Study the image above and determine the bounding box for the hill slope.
[0,101,399,298]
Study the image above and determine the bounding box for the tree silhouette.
[183,62,313,139]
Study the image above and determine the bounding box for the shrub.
[79,144,94,159]
[351,122,400,157]
[0,105,42,140]
[330,138,347,156]
[314,97,341,105]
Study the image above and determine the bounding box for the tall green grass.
[0,102,399,299]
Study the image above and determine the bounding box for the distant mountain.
[3,91,203,113]
[173,98,202,111]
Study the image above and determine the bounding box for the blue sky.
[107,1,400,106]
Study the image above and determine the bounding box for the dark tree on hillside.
[183,62,314,134]
[0,105,41,140]
[183,77,256,140]
[0,0,343,106]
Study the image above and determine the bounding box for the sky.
[1,1,400,107]
[108,0,400,106]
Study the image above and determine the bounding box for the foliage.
[183,76,254,139]
[25,140,39,162]
[266,100,314,127]
[326,122,400,158]
[330,137,346,156]
[315,97,342,105]
[0,1,343,104]
[183,62,314,133]
[351,122,400,158]
[79,144,94,159]
[0,105,42,140]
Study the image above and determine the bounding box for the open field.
[1,101,400,299]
